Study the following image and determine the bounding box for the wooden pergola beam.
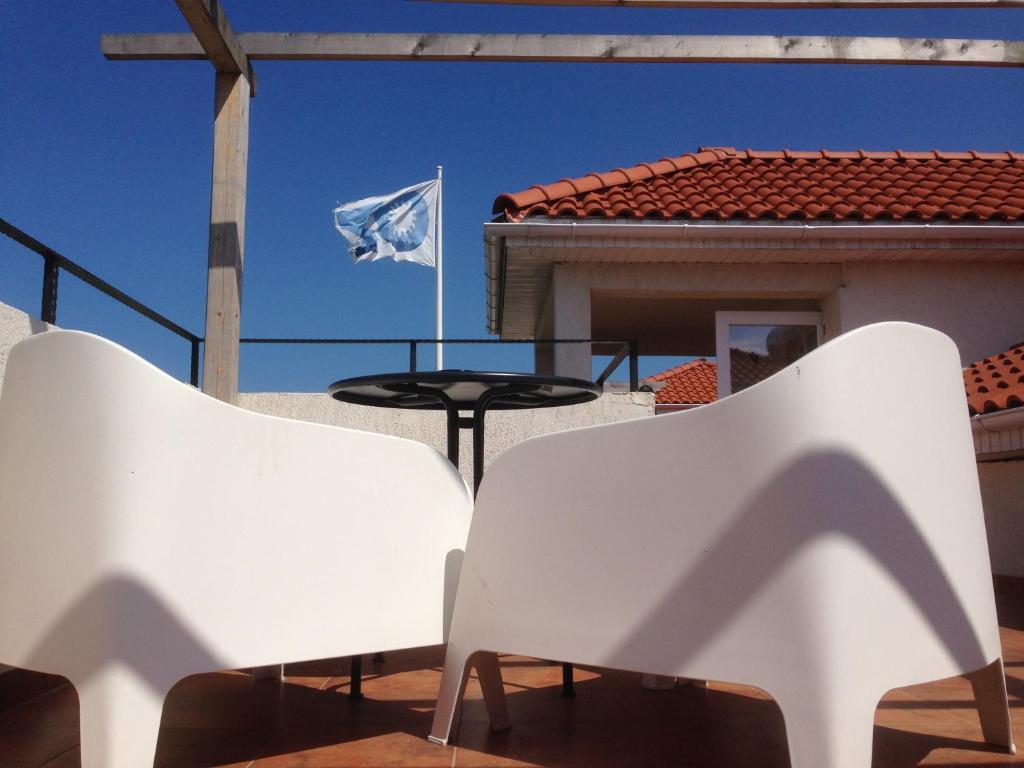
[102,32,1024,67]
[174,0,249,75]
[416,0,1024,7]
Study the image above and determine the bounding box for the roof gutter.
[972,406,1024,433]
[971,406,1024,460]
[486,219,1024,242]
[484,219,1024,335]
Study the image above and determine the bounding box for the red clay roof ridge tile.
[493,147,1024,223]
[493,148,737,216]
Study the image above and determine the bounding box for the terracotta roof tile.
[645,350,773,404]
[964,341,1024,416]
[494,148,1024,223]
[649,339,1024,417]
[645,358,718,405]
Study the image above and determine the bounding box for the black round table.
[328,369,602,699]
[328,370,602,493]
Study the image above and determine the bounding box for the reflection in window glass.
[729,325,818,393]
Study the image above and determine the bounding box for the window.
[715,311,823,397]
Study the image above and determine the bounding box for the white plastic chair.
[429,322,1014,767]
[0,330,472,768]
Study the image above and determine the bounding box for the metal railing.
[240,337,639,390]
[2,218,640,392]
[1,217,204,386]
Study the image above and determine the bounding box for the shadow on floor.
[0,586,1021,767]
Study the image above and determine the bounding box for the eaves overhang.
[484,218,1024,337]
[972,406,1024,460]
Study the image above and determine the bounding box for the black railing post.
[629,340,639,392]
[189,339,201,387]
[409,341,418,372]
[41,254,59,325]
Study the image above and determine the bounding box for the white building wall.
[551,265,592,379]
[544,259,1024,374]
[978,460,1024,578]
[833,261,1024,365]
[546,261,844,377]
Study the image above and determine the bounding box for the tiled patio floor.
[3,585,1022,767]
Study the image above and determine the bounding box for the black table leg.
[372,652,385,662]
[561,662,575,697]
[472,405,487,495]
[471,385,535,495]
[443,400,460,467]
[348,655,363,699]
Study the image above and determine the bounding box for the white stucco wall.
[833,261,1024,365]
[978,460,1024,578]
[238,390,655,487]
[0,301,51,390]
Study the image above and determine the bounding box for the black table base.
[330,371,602,701]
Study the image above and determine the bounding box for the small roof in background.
[650,340,1024,415]
[494,148,1024,223]
[645,351,784,405]
[964,341,1024,415]
[645,358,718,405]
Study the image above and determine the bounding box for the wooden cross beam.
[416,0,1024,7]
[102,32,1024,67]
[175,1,247,72]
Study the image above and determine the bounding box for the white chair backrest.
[0,330,473,686]
[455,321,999,701]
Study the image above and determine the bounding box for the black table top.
[327,370,602,412]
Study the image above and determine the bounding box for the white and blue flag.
[333,179,439,267]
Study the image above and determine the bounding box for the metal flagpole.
[435,165,444,370]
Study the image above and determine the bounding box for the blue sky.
[2,2,1022,390]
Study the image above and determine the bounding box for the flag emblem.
[333,179,439,267]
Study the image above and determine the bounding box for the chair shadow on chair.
[10,545,471,767]
[12,575,472,767]
[602,449,1014,767]
[0,330,475,768]
[433,448,1015,768]
[17,575,225,767]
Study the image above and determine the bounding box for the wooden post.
[201,71,250,404]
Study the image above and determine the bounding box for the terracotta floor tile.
[252,731,453,768]
[39,747,80,768]
[0,685,79,767]
[2,591,1022,767]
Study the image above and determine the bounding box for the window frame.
[714,310,824,398]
